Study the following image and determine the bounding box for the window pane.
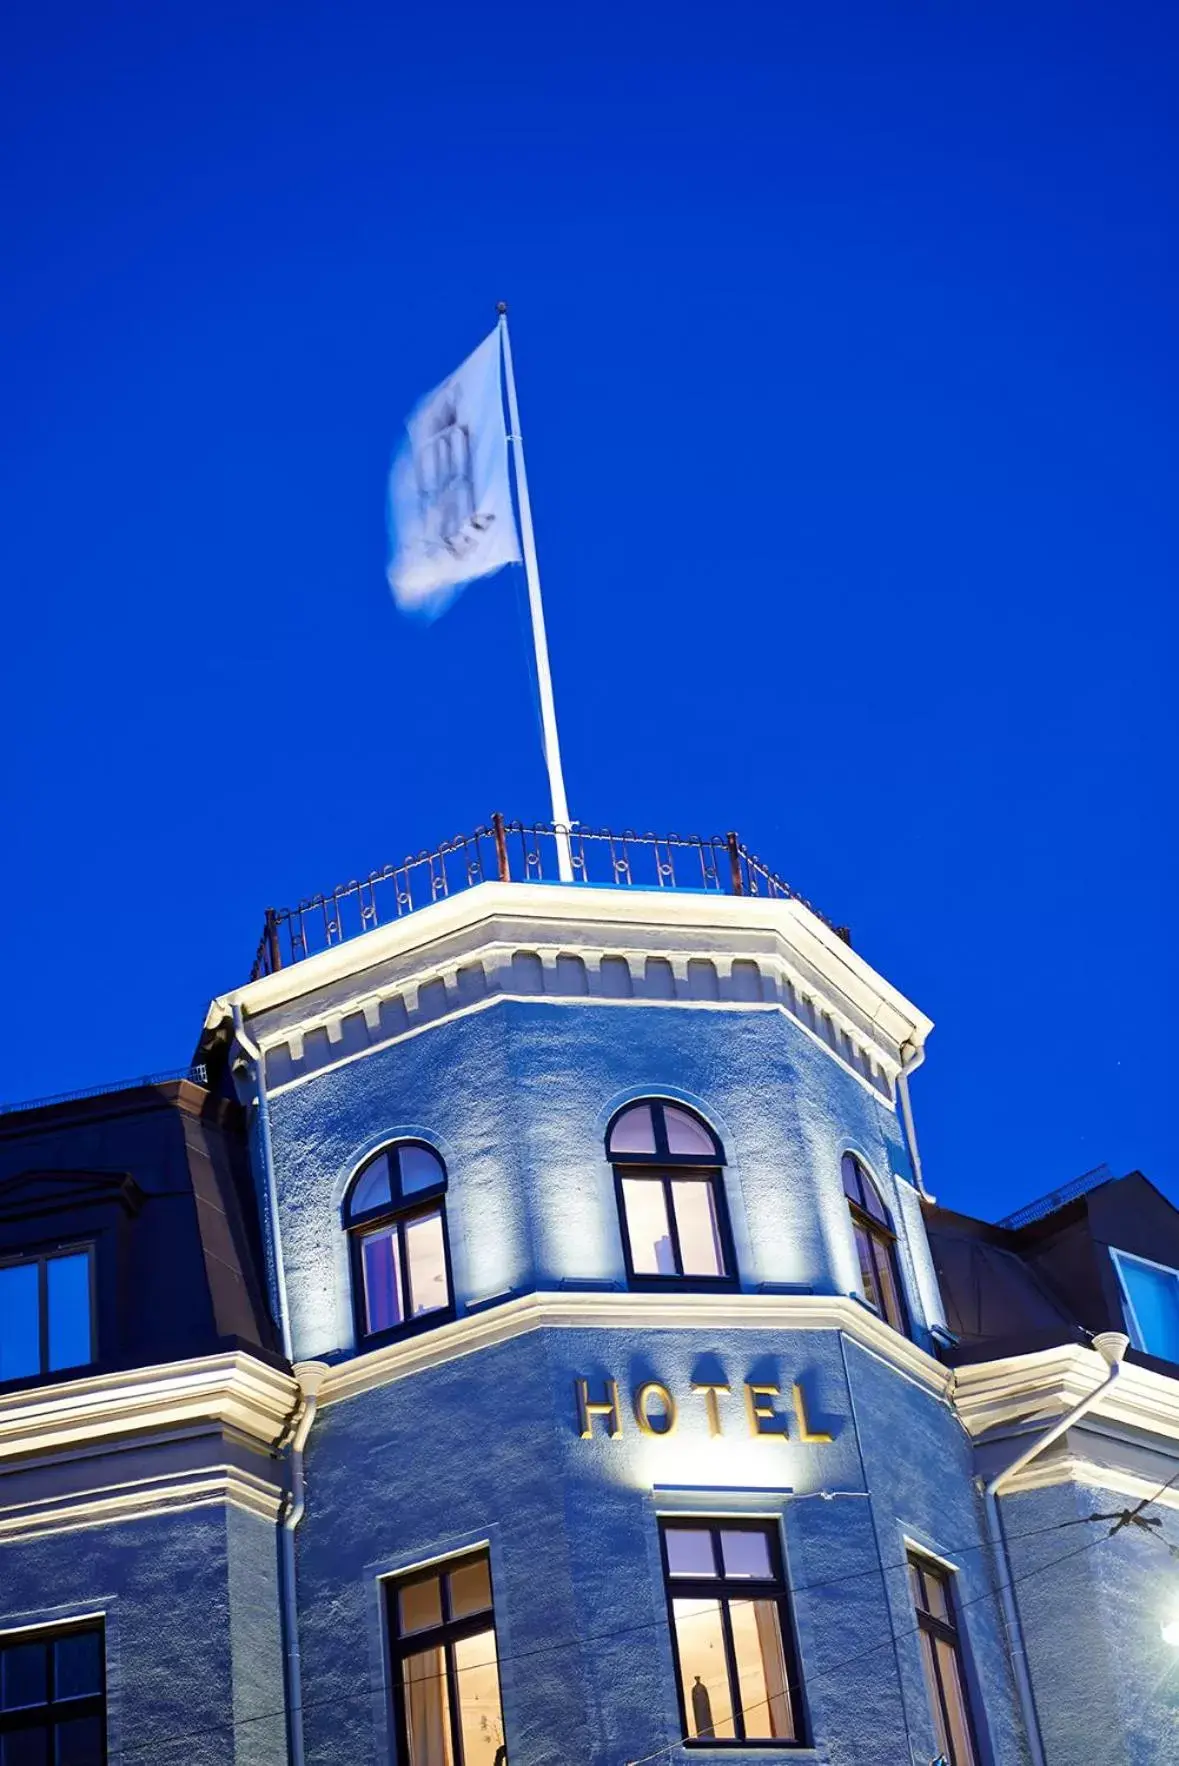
[362,1228,404,1334]
[453,1628,505,1766]
[54,1632,102,1701]
[0,1262,42,1382]
[665,1530,717,1578]
[3,1730,50,1766]
[872,1237,905,1333]
[609,1105,657,1155]
[55,1716,105,1766]
[730,1599,796,1740]
[1,1642,47,1710]
[671,1182,724,1278]
[672,1598,735,1739]
[351,1152,394,1217]
[402,1645,454,1766]
[936,1636,978,1766]
[841,1152,863,1204]
[404,1210,449,1318]
[854,1223,881,1311]
[621,1179,676,1276]
[47,1255,92,1373]
[1120,1258,1179,1360]
[664,1107,715,1157]
[919,1630,954,1763]
[400,1145,446,1197]
[720,1531,772,1580]
[916,1562,950,1624]
[448,1558,492,1621]
[399,1575,443,1637]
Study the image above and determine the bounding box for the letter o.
[634,1381,678,1437]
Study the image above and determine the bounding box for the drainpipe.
[281,1361,331,1766]
[231,1002,293,1362]
[896,1040,930,1200]
[983,1330,1129,1766]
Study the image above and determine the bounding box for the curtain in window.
[403,1645,451,1766]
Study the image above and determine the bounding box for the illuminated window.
[607,1102,734,1286]
[1111,1250,1179,1362]
[344,1143,452,1346]
[841,1154,907,1334]
[387,1550,507,1766]
[660,1520,805,1748]
[908,1554,980,1766]
[0,1620,106,1764]
[0,1248,94,1385]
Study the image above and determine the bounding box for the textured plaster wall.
[295,1325,1024,1766]
[266,997,922,1362]
[0,1506,287,1765]
[1003,1480,1179,1765]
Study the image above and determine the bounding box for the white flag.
[386,327,521,617]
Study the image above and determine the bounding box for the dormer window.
[1111,1249,1179,1362]
[0,1247,94,1385]
[842,1154,907,1335]
[344,1143,453,1347]
[607,1101,735,1286]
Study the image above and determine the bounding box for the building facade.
[3,826,1179,1765]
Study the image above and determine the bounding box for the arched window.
[842,1153,907,1334]
[607,1101,734,1286]
[344,1142,453,1344]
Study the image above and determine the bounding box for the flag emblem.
[387,327,521,617]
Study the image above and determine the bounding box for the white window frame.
[1109,1247,1179,1355]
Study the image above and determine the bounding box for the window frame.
[1110,1247,1179,1359]
[607,1101,737,1291]
[384,1548,507,1766]
[343,1142,455,1350]
[841,1154,908,1336]
[0,1242,97,1389]
[907,1552,981,1766]
[0,1617,107,1763]
[658,1518,807,1751]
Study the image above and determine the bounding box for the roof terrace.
[249,816,847,981]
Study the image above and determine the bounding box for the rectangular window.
[387,1550,506,1766]
[0,1620,106,1764]
[660,1520,804,1748]
[908,1554,979,1766]
[358,1204,450,1338]
[619,1176,727,1282]
[0,1249,94,1384]
[1111,1250,1179,1362]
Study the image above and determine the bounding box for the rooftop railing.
[250,816,845,981]
[997,1164,1115,1231]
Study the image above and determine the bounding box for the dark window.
[0,1248,94,1385]
[607,1102,734,1286]
[386,1550,507,1766]
[0,1620,106,1764]
[660,1520,805,1748]
[344,1144,452,1347]
[841,1155,907,1334]
[908,1555,980,1766]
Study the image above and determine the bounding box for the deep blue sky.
[2,2,1176,1218]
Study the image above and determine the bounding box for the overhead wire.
[40,1501,1163,1763]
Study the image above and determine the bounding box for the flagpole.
[497,302,575,884]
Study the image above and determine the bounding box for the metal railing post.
[264,909,282,974]
[491,813,511,883]
[726,832,743,896]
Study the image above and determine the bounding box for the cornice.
[318,1289,953,1407]
[0,1464,282,1544]
[952,1346,1179,1448]
[0,1353,297,1465]
[207,885,929,1105]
